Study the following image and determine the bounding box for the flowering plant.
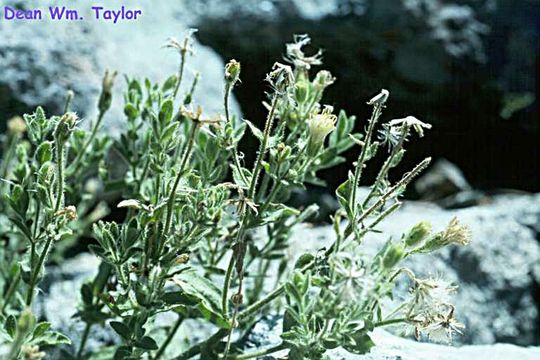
[0,33,469,360]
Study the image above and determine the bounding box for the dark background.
[195,0,539,193]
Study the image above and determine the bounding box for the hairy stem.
[153,315,183,360]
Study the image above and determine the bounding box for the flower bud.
[225,59,241,85]
[98,70,118,114]
[175,253,190,264]
[294,81,309,103]
[54,112,78,144]
[17,308,35,335]
[383,244,405,269]
[7,116,26,136]
[313,70,335,91]
[404,221,432,247]
[55,205,78,221]
[231,292,243,305]
[306,106,337,156]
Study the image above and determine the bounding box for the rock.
[247,318,540,360]
[288,193,540,345]
[414,159,473,201]
[0,0,241,133]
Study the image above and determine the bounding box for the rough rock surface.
[0,0,241,133]
[289,192,540,345]
[247,318,540,360]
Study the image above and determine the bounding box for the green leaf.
[244,119,263,141]
[5,315,16,338]
[159,99,174,125]
[110,321,131,341]
[31,322,51,340]
[35,141,53,165]
[174,269,230,328]
[134,336,158,350]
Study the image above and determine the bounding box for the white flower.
[408,276,457,316]
[285,34,323,70]
[367,89,390,106]
[389,116,432,137]
[266,62,295,93]
[307,105,337,154]
[424,308,465,344]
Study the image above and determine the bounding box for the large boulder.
[0,0,241,133]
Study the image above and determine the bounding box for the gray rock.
[247,319,540,360]
[288,193,540,345]
[415,158,473,201]
[0,0,241,133]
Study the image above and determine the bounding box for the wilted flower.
[389,116,432,137]
[163,29,197,56]
[266,62,295,94]
[367,89,390,106]
[307,105,337,155]
[418,217,471,252]
[7,116,26,136]
[423,307,465,344]
[285,34,323,70]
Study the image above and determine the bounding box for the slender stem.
[224,82,248,185]
[222,253,235,317]
[350,104,383,211]
[173,48,187,99]
[54,140,66,212]
[163,122,198,235]
[248,96,279,198]
[76,323,92,359]
[69,111,105,176]
[153,316,183,360]
[362,124,409,208]
[231,343,286,360]
[26,236,53,306]
[374,318,408,328]
[1,273,20,314]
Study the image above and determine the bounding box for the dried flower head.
[367,89,390,106]
[389,116,432,137]
[266,62,295,94]
[7,116,26,136]
[164,29,197,56]
[419,217,471,253]
[423,307,465,344]
[285,34,323,70]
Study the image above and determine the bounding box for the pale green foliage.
[0,33,470,360]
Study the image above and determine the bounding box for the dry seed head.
[175,253,190,264]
